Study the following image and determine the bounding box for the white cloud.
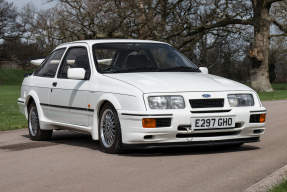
[7,0,55,10]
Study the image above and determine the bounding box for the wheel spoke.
[100,109,117,148]
[29,107,39,136]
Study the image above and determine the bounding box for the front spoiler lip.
[120,137,260,149]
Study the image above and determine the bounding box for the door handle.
[52,82,57,87]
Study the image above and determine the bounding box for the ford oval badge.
[202,94,211,98]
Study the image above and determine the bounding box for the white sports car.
[17,39,266,153]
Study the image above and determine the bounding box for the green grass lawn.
[0,85,27,131]
[268,179,287,192]
[0,68,36,131]
[257,84,287,101]
[258,90,287,101]
[0,68,35,85]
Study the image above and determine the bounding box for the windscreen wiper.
[109,67,161,73]
[156,66,201,72]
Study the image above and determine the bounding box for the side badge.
[202,94,211,98]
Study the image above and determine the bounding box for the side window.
[58,47,90,79]
[34,49,66,77]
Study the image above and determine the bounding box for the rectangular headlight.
[227,94,254,107]
[148,96,185,109]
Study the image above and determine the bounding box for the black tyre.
[28,101,53,141]
[98,103,122,154]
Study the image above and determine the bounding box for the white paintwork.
[18,39,266,148]
[49,78,89,126]
[30,59,45,66]
[137,80,159,85]
[199,67,208,74]
[214,78,234,85]
[104,73,251,93]
[67,68,86,80]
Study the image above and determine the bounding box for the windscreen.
[93,43,199,73]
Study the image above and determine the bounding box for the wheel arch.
[25,90,44,121]
[91,94,121,140]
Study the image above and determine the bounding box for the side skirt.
[40,120,92,135]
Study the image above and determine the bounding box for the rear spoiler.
[29,57,45,66]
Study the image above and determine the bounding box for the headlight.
[148,96,185,109]
[227,94,254,107]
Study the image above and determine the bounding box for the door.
[49,46,91,127]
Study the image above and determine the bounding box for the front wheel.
[99,103,122,154]
[28,101,53,141]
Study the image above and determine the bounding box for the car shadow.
[21,130,260,156]
[22,130,102,151]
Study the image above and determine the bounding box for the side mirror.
[199,67,208,74]
[67,68,86,80]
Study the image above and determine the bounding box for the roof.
[55,39,169,49]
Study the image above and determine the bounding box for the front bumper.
[118,107,266,145]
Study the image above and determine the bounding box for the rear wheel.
[28,101,53,141]
[99,103,122,154]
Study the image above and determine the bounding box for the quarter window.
[34,48,66,77]
[58,47,90,79]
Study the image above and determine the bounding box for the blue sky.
[7,0,55,10]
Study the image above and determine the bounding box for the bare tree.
[25,0,287,91]
[269,37,287,83]
[0,0,26,40]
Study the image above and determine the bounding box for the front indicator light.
[143,118,156,128]
[260,114,266,123]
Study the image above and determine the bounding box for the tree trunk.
[249,0,273,92]
[138,0,145,39]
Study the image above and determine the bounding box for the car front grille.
[189,99,224,108]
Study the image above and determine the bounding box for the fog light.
[260,114,266,123]
[142,118,156,128]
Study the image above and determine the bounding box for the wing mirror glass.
[199,67,208,74]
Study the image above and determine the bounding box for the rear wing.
[30,59,45,66]
[29,57,45,66]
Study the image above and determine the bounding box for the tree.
[27,0,287,91]
[269,37,287,83]
[0,0,26,40]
